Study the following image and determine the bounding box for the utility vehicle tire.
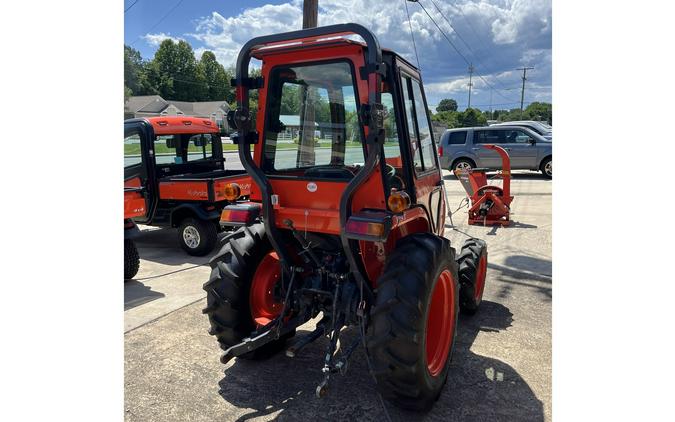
[178,217,217,256]
[367,233,459,411]
[202,223,293,360]
[457,238,488,315]
[540,156,552,179]
[452,158,475,173]
[124,239,140,280]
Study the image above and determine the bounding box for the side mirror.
[528,137,536,145]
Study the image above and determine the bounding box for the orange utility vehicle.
[202,24,489,412]
[124,116,251,256]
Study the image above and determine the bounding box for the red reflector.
[220,209,251,223]
[345,219,385,237]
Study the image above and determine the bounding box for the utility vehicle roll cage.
[230,23,388,290]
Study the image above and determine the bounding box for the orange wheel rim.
[425,269,456,377]
[475,254,487,300]
[250,251,283,327]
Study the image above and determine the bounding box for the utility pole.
[303,0,318,28]
[299,0,318,166]
[467,63,474,109]
[517,66,534,119]
[489,88,493,119]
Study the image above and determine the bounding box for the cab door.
[396,66,445,234]
[124,120,156,223]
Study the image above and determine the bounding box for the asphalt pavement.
[124,169,551,421]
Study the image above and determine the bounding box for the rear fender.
[359,207,431,286]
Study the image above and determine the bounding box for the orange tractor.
[203,24,489,411]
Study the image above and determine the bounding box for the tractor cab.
[223,25,446,269]
[207,24,489,412]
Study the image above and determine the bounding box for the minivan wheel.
[452,159,475,173]
[540,157,552,179]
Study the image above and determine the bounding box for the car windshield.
[261,61,364,177]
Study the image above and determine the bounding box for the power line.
[411,0,518,104]
[130,0,185,46]
[124,0,140,13]
[403,0,422,73]
[426,0,514,94]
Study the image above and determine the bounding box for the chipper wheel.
[457,238,488,315]
[367,233,459,411]
[124,239,140,280]
[202,222,293,360]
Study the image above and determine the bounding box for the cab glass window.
[124,132,142,168]
[400,76,424,172]
[262,61,364,176]
[154,134,217,165]
[411,80,437,170]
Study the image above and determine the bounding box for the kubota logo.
[188,189,207,197]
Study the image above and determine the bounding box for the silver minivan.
[438,125,552,178]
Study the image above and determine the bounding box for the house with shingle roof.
[124,95,230,132]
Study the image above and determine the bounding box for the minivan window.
[448,131,467,145]
[474,130,504,144]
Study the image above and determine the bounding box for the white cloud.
[143,32,185,47]
[147,0,551,108]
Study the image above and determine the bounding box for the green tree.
[436,98,458,112]
[524,102,552,124]
[199,51,232,101]
[151,39,206,101]
[432,110,459,128]
[457,108,487,127]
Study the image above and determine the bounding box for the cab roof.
[141,116,219,135]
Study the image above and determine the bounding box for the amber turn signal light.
[223,183,242,201]
[387,191,410,213]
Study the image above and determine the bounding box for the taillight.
[345,220,385,237]
[220,203,261,226]
[438,145,443,157]
[344,211,392,241]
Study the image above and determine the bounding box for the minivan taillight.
[438,145,443,157]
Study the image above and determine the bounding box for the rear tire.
[367,233,459,411]
[540,157,552,179]
[202,223,292,360]
[452,158,475,173]
[178,217,217,256]
[124,239,140,280]
[457,238,488,315]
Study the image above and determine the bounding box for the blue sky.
[124,0,551,111]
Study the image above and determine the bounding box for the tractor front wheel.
[202,223,293,360]
[367,233,459,411]
[457,238,488,315]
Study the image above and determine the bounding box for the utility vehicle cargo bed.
[158,171,251,202]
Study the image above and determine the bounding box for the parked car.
[491,120,552,140]
[438,126,552,178]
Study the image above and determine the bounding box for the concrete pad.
[125,169,551,421]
